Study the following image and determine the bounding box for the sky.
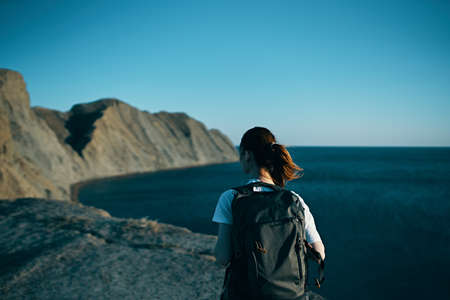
[1,0,449,146]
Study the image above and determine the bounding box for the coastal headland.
[0,68,238,201]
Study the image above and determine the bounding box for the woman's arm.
[214,223,232,266]
[291,192,325,261]
[310,241,326,261]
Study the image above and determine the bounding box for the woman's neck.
[249,168,274,185]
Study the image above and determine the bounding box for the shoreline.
[70,160,238,202]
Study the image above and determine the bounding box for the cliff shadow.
[64,110,104,157]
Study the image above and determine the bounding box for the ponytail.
[240,127,303,187]
[269,143,303,187]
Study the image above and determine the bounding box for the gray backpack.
[221,181,324,300]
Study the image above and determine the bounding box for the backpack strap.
[317,259,325,288]
[305,241,325,288]
[231,181,283,195]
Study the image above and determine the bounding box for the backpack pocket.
[247,218,304,298]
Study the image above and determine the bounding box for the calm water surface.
[79,147,450,300]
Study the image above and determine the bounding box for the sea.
[78,146,450,300]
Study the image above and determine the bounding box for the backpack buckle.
[255,241,267,254]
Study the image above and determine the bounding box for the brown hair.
[239,127,303,187]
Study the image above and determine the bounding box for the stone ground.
[0,198,325,299]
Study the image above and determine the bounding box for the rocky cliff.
[0,69,238,201]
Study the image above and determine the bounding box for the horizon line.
[233,145,450,148]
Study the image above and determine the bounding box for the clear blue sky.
[1,0,449,146]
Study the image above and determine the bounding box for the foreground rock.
[0,198,326,300]
[0,198,223,299]
[0,68,238,201]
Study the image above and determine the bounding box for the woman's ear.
[243,150,251,162]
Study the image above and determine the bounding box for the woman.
[212,126,325,267]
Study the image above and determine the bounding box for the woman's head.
[239,127,303,187]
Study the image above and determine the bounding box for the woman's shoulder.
[288,189,302,200]
[220,188,238,198]
[287,189,310,211]
[213,189,237,224]
[217,188,238,205]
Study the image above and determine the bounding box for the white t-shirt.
[212,178,322,244]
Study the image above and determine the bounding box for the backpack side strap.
[305,240,325,288]
[316,259,325,288]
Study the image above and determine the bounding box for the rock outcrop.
[0,69,72,200]
[0,68,238,201]
[0,197,223,299]
[0,198,326,300]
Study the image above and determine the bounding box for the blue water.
[79,147,450,300]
